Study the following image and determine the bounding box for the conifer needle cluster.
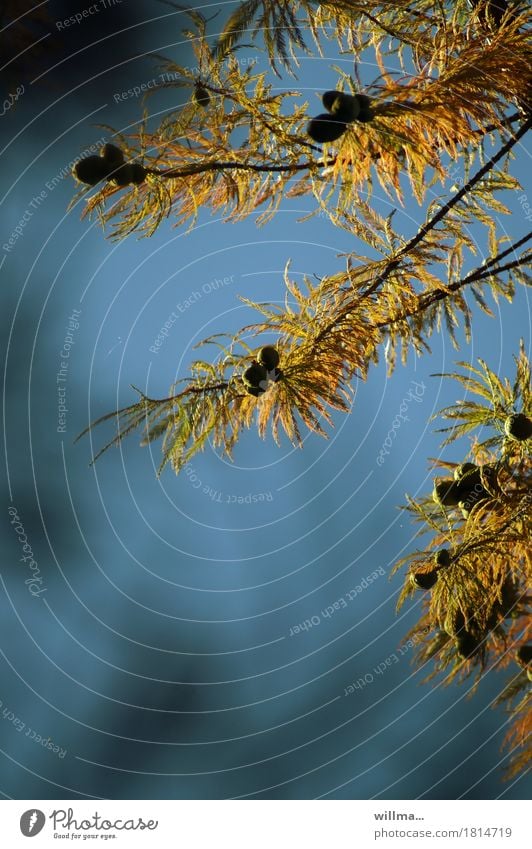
[71,1,531,778]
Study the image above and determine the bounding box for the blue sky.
[1,1,530,800]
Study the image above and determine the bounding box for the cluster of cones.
[74,143,147,188]
[443,578,521,660]
[307,90,373,144]
[412,550,524,661]
[410,408,531,662]
[241,346,282,396]
[432,462,497,520]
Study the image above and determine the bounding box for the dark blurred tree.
[71,1,531,778]
[0,0,53,95]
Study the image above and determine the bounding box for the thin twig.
[377,244,532,329]
[311,117,531,350]
[145,115,524,180]
[146,158,328,178]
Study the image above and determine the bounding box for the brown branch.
[311,117,531,351]
[129,132,531,421]
[377,117,532,291]
[376,241,532,329]
[479,230,532,271]
[360,9,419,47]
[444,253,531,295]
[146,157,328,178]
[471,112,523,138]
[194,82,319,149]
[141,381,230,406]
[146,115,524,180]
[144,109,523,181]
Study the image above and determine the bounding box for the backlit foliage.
[72,2,531,777]
[72,2,532,237]
[77,141,531,473]
[393,344,531,780]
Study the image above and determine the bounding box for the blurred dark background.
[0,0,530,800]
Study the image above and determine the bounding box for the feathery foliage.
[393,343,531,780]
[70,1,531,778]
